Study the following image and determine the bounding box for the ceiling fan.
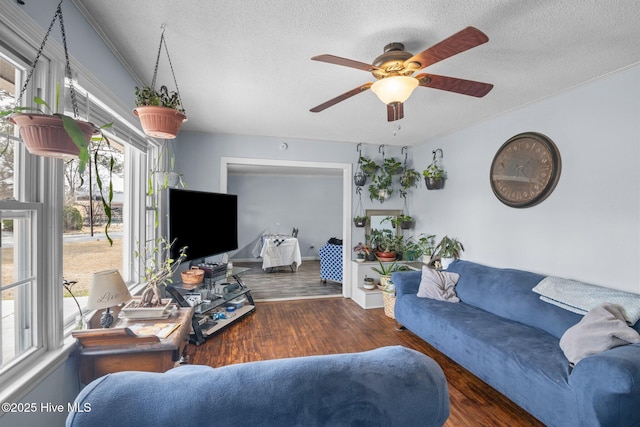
[310,26,494,122]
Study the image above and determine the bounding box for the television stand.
[166,266,254,345]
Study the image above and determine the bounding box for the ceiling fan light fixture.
[371,76,419,104]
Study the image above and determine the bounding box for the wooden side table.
[72,306,194,384]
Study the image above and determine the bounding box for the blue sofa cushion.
[447,260,582,339]
[66,346,450,427]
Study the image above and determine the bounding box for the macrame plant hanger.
[15,0,79,119]
[354,143,367,187]
[354,186,366,227]
[401,146,410,214]
[151,24,184,110]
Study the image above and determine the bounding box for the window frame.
[0,1,152,404]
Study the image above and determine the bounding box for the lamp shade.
[371,76,419,104]
[86,269,132,310]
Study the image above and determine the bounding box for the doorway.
[220,157,353,299]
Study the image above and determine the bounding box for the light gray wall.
[172,133,417,258]
[227,173,342,260]
[411,64,640,294]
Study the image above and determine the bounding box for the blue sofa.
[66,346,449,427]
[392,259,640,427]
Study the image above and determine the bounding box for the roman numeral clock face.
[490,132,561,208]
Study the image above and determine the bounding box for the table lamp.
[87,269,132,328]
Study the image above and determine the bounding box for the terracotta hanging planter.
[9,113,96,158]
[133,105,187,139]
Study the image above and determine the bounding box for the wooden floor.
[190,297,543,426]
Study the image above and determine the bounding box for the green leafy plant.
[353,215,367,227]
[382,214,414,229]
[371,260,410,276]
[368,172,393,202]
[434,236,464,259]
[353,242,371,258]
[359,156,379,176]
[399,167,420,199]
[135,85,185,112]
[383,157,403,175]
[423,162,446,179]
[416,233,437,258]
[368,228,395,253]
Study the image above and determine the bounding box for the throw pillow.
[559,302,640,365]
[417,266,460,302]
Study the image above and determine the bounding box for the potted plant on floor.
[433,236,464,269]
[372,260,410,319]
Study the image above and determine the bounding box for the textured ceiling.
[73,0,640,147]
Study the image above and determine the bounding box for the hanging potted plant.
[1,3,96,161]
[383,157,403,175]
[150,141,186,192]
[1,4,118,245]
[368,172,393,202]
[134,85,187,139]
[133,27,187,139]
[359,156,379,176]
[354,145,367,186]
[399,167,420,196]
[424,148,446,190]
[353,187,367,227]
[423,162,446,190]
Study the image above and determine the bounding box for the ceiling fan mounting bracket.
[372,42,414,80]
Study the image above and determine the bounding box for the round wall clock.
[490,132,561,208]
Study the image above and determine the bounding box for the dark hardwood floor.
[189,297,543,427]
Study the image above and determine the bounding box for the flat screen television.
[169,188,238,262]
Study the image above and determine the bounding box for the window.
[0,3,152,401]
[0,39,48,389]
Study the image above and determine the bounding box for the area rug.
[231,260,342,301]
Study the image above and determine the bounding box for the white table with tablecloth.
[258,236,302,271]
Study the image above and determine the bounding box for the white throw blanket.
[559,303,640,365]
[533,276,640,325]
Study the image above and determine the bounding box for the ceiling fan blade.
[311,54,380,72]
[387,102,404,122]
[405,26,489,70]
[417,73,493,97]
[310,83,373,112]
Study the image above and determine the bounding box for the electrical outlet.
[309,245,315,249]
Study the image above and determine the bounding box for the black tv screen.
[169,189,238,262]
